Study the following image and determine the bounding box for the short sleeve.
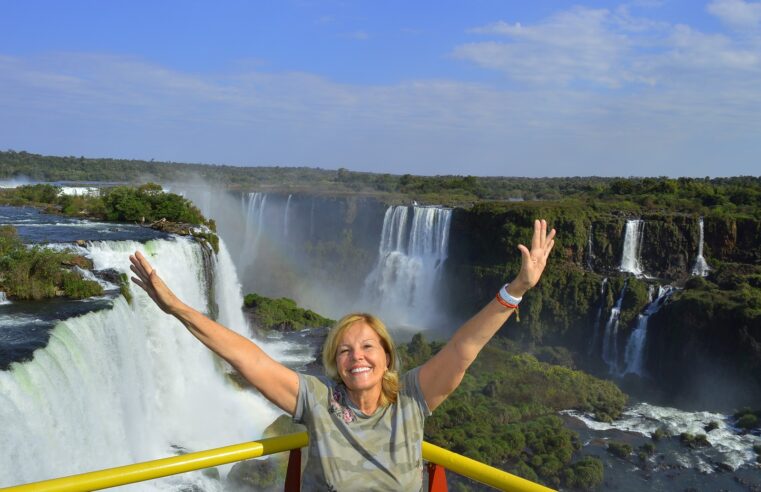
[401,367,432,418]
[293,373,330,424]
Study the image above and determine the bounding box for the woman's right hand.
[129,251,183,315]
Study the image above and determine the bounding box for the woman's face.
[335,321,390,393]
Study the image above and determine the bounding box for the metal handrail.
[1,432,555,492]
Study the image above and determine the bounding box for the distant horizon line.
[1,148,758,181]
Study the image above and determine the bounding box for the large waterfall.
[691,217,711,277]
[0,238,281,489]
[621,285,675,377]
[361,205,452,329]
[620,219,645,276]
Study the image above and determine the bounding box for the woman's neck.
[345,386,382,415]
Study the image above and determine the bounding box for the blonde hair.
[322,313,400,406]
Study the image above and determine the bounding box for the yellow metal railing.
[1,433,555,492]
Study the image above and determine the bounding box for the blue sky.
[1,0,759,177]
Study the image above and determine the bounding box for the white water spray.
[564,402,761,471]
[620,219,645,276]
[691,217,711,277]
[361,205,452,329]
[621,285,675,376]
[0,238,278,489]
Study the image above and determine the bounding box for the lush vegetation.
[733,408,761,431]
[400,334,624,490]
[0,225,103,300]
[0,183,220,252]
[0,183,211,226]
[3,150,761,213]
[243,292,334,331]
[606,441,632,459]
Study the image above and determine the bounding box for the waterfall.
[284,194,293,238]
[214,241,251,333]
[621,285,675,377]
[361,205,452,329]
[0,238,278,489]
[240,192,268,271]
[602,280,628,373]
[586,225,594,270]
[587,278,608,356]
[620,219,645,276]
[0,291,9,305]
[691,217,711,277]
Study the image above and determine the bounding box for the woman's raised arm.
[129,251,300,415]
[418,219,555,412]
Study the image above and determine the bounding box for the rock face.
[441,201,761,408]
[225,193,761,409]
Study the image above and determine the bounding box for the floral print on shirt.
[328,385,357,424]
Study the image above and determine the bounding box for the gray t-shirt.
[293,367,431,491]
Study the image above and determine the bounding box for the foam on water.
[563,402,761,471]
[0,238,281,489]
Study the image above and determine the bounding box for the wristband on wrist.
[499,284,523,305]
[496,284,522,321]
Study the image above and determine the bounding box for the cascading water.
[621,285,675,377]
[620,219,645,276]
[601,280,628,373]
[586,224,594,270]
[240,192,268,271]
[361,205,452,329]
[0,291,9,305]
[0,238,279,489]
[284,194,293,238]
[214,241,251,333]
[692,217,711,277]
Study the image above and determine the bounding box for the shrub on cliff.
[243,292,334,331]
[0,225,103,300]
[102,184,207,225]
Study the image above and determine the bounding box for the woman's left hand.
[509,219,556,297]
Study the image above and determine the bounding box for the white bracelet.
[499,284,523,306]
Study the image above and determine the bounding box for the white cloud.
[3,0,761,179]
[456,4,761,91]
[707,0,761,29]
[456,7,635,87]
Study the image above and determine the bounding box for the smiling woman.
[129,219,555,491]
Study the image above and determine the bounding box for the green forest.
[2,150,760,214]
